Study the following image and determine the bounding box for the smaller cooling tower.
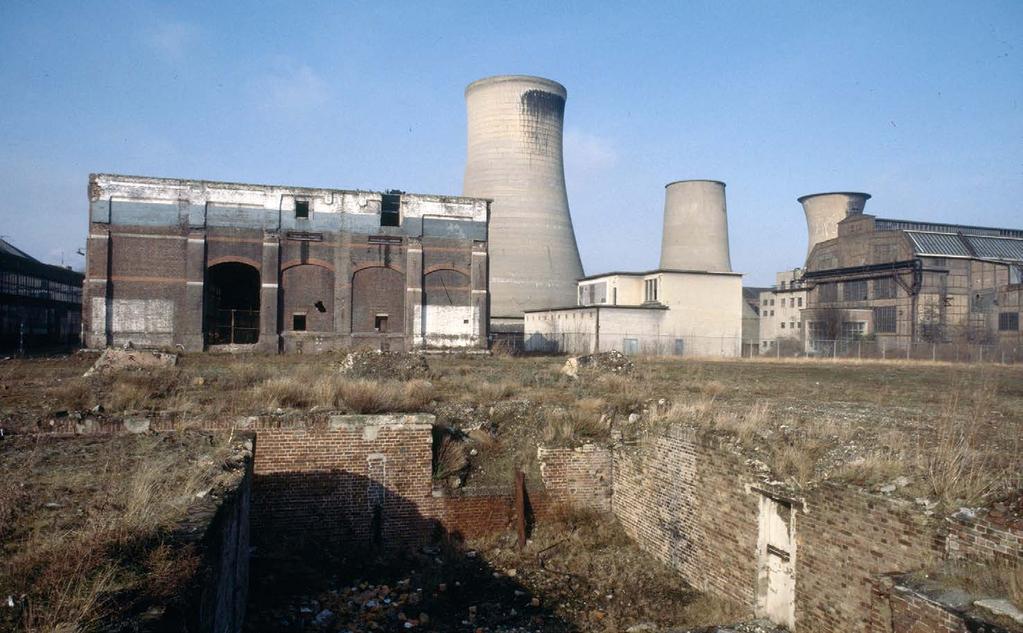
[659,180,731,272]
[798,192,871,257]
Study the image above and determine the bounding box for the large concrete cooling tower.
[798,192,871,257]
[659,180,732,272]
[462,75,584,322]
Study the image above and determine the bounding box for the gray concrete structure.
[462,75,584,327]
[798,192,871,259]
[659,180,732,272]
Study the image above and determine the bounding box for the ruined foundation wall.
[612,428,759,609]
[796,485,942,633]
[538,443,613,513]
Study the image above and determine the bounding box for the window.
[874,277,896,299]
[843,280,868,301]
[381,193,401,227]
[374,315,389,332]
[292,314,307,331]
[797,297,803,307]
[1011,266,1022,285]
[874,306,897,333]
[780,322,785,329]
[644,279,658,302]
[1000,312,1020,331]
[841,321,866,341]
[674,339,685,356]
[818,283,837,303]
[295,200,309,219]
[623,338,640,355]
[789,298,795,307]
[780,281,787,290]
[770,310,775,316]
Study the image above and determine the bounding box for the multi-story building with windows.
[802,211,1023,351]
[0,238,83,352]
[757,268,809,353]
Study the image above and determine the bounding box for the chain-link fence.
[513,330,1023,364]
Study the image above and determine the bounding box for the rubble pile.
[83,347,178,377]
[561,351,634,379]
[337,351,430,381]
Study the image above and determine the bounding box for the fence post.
[932,343,936,362]
[979,346,984,363]
[906,343,910,360]
[882,342,886,360]
[832,339,837,359]
[858,340,862,360]
[776,340,780,359]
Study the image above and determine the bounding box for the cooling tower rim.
[465,75,567,98]
[664,179,726,188]
[797,191,872,204]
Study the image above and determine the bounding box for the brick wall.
[251,415,435,548]
[796,485,943,633]
[612,428,759,609]
[947,512,1023,567]
[537,443,613,512]
[872,580,965,633]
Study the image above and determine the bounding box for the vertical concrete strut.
[659,180,732,272]
[462,75,584,318]
[798,192,871,259]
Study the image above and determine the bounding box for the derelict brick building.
[84,174,490,353]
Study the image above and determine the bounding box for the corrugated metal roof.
[0,238,37,262]
[905,230,1023,262]
[877,218,1023,238]
[905,231,971,257]
[965,235,1023,261]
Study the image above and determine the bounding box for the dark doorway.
[206,262,260,344]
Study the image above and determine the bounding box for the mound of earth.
[336,350,430,381]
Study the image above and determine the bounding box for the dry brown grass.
[433,434,469,479]
[0,433,233,632]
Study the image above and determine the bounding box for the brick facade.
[947,511,1023,567]
[84,174,490,353]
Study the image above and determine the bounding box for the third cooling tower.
[462,75,584,322]
[798,191,871,257]
[659,179,732,272]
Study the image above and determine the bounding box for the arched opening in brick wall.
[281,264,334,332]
[422,268,471,346]
[351,266,404,335]
[205,262,260,344]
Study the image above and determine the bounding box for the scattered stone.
[122,417,151,434]
[83,348,178,377]
[336,350,430,381]
[626,623,658,632]
[561,350,635,378]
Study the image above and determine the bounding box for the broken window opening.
[292,314,307,331]
[381,193,401,227]
[295,200,309,219]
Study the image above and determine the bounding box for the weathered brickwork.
[537,443,613,513]
[251,415,436,548]
[887,584,963,633]
[84,174,490,353]
[796,485,943,633]
[612,428,759,609]
[947,512,1023,567]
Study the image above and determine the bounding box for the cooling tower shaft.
[798,192,871,257]
[659,180,732,272]
[462,75,584,318]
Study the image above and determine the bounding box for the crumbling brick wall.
[946,511,1023,567]
[612,428,759,609]
[537,443,613,513]
[796,485,943,633]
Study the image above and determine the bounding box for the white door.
[757,494,795,628]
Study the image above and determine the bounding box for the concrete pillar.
[470,240,489,348]
[336,231,352,342]
[406,238,423,348]
[178,230,206,351]
[259,231,281,352]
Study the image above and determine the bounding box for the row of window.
[293,193,401,227]
[764,296,804,309]
[817,278,897,303]
[644,279,659,303]
[0,272,83,304]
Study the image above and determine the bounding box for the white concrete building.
[758,268,809,353]
[523,268,744,357]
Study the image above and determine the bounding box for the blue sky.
[1,1,1020,285]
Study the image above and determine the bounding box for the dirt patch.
[83,347,178,377]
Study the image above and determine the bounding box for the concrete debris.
[674,620,786,633]
[336,350,430,381]
[974,598,1023,625]
[561,351,634,379]
[83,348,178,377]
